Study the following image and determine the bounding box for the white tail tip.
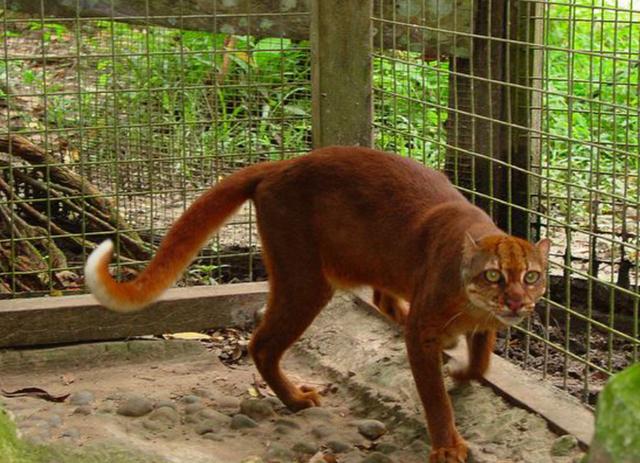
[85,239,117,308]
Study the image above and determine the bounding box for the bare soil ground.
[1,294,586,463]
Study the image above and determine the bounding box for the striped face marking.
[462,235,550,326]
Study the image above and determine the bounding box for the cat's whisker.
[471,321,481,338]
[442,311,464,330]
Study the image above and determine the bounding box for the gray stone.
[69,390,94,406]
[215,396,241,414]
[60,428,80,439]
[72,406,92,416]
[147,406,179,425]
[181,395,201,404]
[202,432,223,441]
[47,414,62,427]
[184,403,205,415]
[357,420,387,441]
[274,418,300,429]
[155,400,177,410]
[311,424,333,439]
[231,413,258,430]
[195,419,220,435]
[264,444,295,462]
[296,407,333,419]
[327,440,351,453]
[361,452,393,463]
[292,441,317,455]
[551,434,579,457]
[198,408,232,424]
[142,419,163,432]
[239,398,274,420]
[97,404,114,415]
[116,396,154,417]
[264,396,285,410]
[184,415,199,424]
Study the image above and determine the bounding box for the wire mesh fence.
[0,1,311,295]
[1,0,638,407]
[372,0,639,406]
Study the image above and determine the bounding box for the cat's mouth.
[494,312,525,326]
[494,304,535,326]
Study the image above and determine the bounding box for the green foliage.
[0,406,80,463]
[588,364,640,463]
[542,0,639,212]
[76,24,312,180]
[27,21,68,43]
[373,53,449,167]
[19,0,635,215]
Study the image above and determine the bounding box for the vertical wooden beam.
[523,0,546,241]
[445,0,537,239]
[445,0,509,220]
[311,0,373,148]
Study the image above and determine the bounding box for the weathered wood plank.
[4,0,472,56]
[0,282,268,348]
[311,0,372,148]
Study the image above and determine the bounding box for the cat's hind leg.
[249,276,333,411]
[248,225,334,411]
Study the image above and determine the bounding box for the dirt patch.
[0,294,587,463]
[1,342,425,463]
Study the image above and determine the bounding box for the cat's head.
[461,234,551,326]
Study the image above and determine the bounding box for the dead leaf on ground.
[1,387,69,403]
[162,332,213,341]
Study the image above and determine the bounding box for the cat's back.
[281,146,464,205]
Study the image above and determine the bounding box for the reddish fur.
[90,147,549,463]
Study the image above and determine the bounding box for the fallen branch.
[0,134,151,295]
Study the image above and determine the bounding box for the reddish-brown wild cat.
[86,146,550,463]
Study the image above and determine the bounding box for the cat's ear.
[462,232,480,261]
[535,238,551,259]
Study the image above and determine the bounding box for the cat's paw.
[286,385,321,411]
[429,440,468,463]
[449,367,483,385]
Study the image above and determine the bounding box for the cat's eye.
[524,271,540,284]
[484,269,502,283]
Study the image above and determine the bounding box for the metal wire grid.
[1,0,638,407]
[372,0,639,405]
[0,2,311,296]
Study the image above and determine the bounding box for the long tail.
[85,161,281,312]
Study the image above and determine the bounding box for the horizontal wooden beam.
[4,0,471,56]
[0,282,268,348]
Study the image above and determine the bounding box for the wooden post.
[444,0,537,239]
[311,0,373,148]
[445,0,508,221]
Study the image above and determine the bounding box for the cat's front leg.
[450,330,496,384]
[405,318,468,462]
